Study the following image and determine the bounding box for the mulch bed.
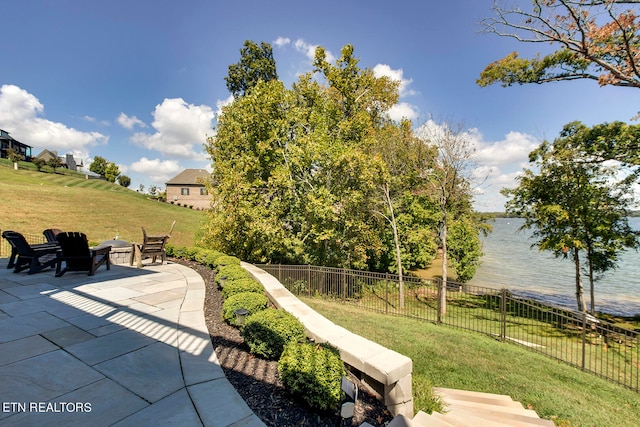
[173,259,394,427]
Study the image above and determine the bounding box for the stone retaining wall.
[242,262,414,418]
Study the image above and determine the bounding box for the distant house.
[165,169,211,210]
[36,149,83,171]
[0,129,32,160]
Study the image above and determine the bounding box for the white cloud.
[273,36,291,47]
[470,130,539,211]
[472,130,539,168]
[415,119,540,211]
[0,84,108,157]
[131,98,214,159]
[129,157,181,184]
[293,38,336,63]
[387,102,419,121]
[117,112,147,129]
[372,64,416,97]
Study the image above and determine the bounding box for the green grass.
[0,160,205,247]
[302,298,640,427]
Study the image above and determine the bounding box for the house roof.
[165,169,209,185]
[36,149,58,160]
[1,129,31,148]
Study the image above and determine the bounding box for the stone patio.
[0,258,265,427]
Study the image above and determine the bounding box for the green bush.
[217,264,250,285]
[204,250,226,269]
[215,255,241,270]
[221,278,264,299]
[222,292,268,324]
[242,309,305,360]
[278,342,345,412]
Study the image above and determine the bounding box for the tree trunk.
[588,250,595,315]
[573,248,586,312]
[383,184,404,308]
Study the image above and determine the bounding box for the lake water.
[469,217,640,317]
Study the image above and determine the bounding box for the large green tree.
[225,40,279,98]
[205,43,483,285]
[503,122,639,313]
[479,1,640,89]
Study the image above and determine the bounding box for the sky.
[1,0,637,211]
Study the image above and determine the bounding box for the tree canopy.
[203,43,484,283]
[502,121,640,313]
[225,40,279,97]
[478,1,640,89]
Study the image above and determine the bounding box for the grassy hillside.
[0,160,205,247]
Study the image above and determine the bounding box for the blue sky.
[1,0,636,211]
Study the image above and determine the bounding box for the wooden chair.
[130,221,175,268]
[43,228,63,243]
[55,232,111,277]
[2,230,60,274]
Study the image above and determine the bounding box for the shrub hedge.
[242,309,305,360]
[278,342,345,412]
[222,292,268,324]
[221,278,264,299]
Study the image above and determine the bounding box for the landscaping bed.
[176,259,393,427]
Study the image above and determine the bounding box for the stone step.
[401,388,556,427]
[433,387,517,403]
[412,411,457,426]
[448,405,556,427]
[445,396,538,415]
[431,410,515,427]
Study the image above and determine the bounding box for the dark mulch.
[174,259,394,427]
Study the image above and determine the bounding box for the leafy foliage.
[204,42,484,283]
[502,121,640,312]
[222,292,268,324]
[118,175,131,187]
[242,309,305,360]
[220,278,264,299]
[479,1,640,89]
[278,342,345,412]
[225,40,278,97]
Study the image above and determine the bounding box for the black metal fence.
[257,264,640,392]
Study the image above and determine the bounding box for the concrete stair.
[385,388,555,427]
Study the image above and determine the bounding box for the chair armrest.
[34,245,61,255]
[92,246,111,256]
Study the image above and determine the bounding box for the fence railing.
[0,230,47,258]
[257,264,639,392]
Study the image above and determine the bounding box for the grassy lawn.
[0,162,205,247]
[302,298,640,427]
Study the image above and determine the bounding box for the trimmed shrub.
[221,278,264,299]
[222,292,268,324]
[204,250,226,269]
[278,342,345,412]
[217,264,250,285]
[215,255,241,270]
[242,309,305,360]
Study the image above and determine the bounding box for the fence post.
[500,289,507,342]
[307,264,312,298]
[342,267,346,301]
[385,273,389,314]
[581,311,587,371]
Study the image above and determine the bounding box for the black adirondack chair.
[2,230,60,274]
[55,232,111,277]
[43,228,63,243]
